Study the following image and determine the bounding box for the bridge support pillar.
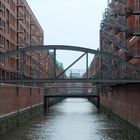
[97,96,100,110]
[44,97,49,112]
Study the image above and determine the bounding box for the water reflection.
[0,98,130,140]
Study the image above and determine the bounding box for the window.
[25,20,30,30]
[5,40,10,64]
[5,0,9,4]
[5,9,9,33]
[0,35,5,48]
[135,0,140,11]
[135,13,140,32]
[10,28,16,41]
[5,40,9,51]
[0,35,1,43]
[10,14,16,27]
[136,0,140,3]
[0,2,5,16]
[17,0,24,5]
[26,10,30,20]
[0,18,2,28]
[10,0,16,13]
[0,1,1,7]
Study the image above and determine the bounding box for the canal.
[1,98,131,140]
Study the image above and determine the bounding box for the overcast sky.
[27,0,107,71]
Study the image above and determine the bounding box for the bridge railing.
[65,69,87,79]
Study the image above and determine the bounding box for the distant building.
[70,72,80,78]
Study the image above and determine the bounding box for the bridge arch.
[0,45,140,71]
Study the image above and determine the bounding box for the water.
[0,99,131,140]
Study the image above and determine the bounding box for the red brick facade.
[0,85,44,117]
[89,0,140,129]
[0,0,51,80]
[0,0,66,119]
[0,0,45,118]
[101,85,140,128]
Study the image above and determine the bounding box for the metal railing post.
[86,52,88,79]
[19,51,24,79]
[54,49,56,79]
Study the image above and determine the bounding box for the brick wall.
[100,85,140,129]
[100,93,113,111]
[0,85,44,117]
[0,85,17,116]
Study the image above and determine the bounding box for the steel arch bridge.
[0,45,140,84]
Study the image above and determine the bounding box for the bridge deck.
[44,94,99,98]
[0,79,140,83]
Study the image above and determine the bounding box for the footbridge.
[44,93,99,98]
[44,92,100,111]
[0,45,140,84]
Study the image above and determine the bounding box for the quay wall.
[100,84,140,140]
[0,85,44,135]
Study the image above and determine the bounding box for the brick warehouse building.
[100,0,140,80]
[0,0,52,135]
[0,0,18,77]
[0,1,66,135]
[0,0,48,79]
[89,0,140,137]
